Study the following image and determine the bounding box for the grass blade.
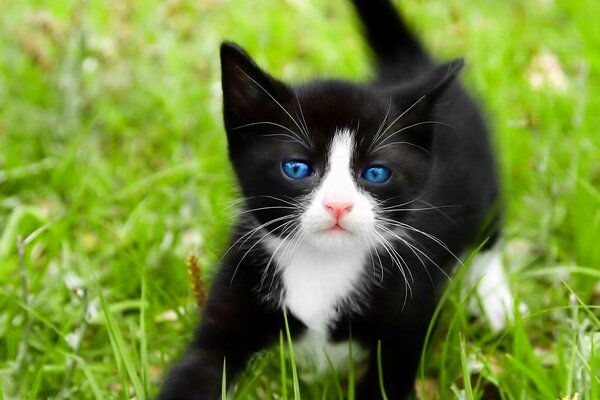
[377,340,389,400]
[98,290,145,399]
[283,309,301,400]
[222,358,227,400]
[459,333,475,400]
[280,330,289,400]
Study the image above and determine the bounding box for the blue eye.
[282,161,312,180]
[362,166,392,184]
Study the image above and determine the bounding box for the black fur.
[159,0,500,398]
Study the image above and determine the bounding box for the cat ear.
[423,58,464,98]
[390,58,464,151]
[401,58,464,107]
[220,42,292,129]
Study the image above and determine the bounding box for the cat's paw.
[466,248,527,331]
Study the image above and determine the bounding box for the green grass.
[1,0,599,398]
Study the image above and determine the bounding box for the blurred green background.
[0,0,599,398]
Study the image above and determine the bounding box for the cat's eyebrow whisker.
[374,140,431,154]
[370,96,393,149]
[260,134,307,145]
[373,120,455,152]
[230,121,310,150]
[236,67,312,149]
[371,94,427,150]
[293,90,312,145]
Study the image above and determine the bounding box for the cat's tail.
[351,0,433,78]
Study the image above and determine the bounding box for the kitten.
[159,0,514,398]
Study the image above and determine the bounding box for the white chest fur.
[265,237,368,333]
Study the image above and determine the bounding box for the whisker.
[380,205,457,212]
[378,224,452,285]
[230,121,310,150]
[219,214,296,265]
[370,228,413,298]
[414,199,458,224]
[236,67,312,149]
[378,217,463,266]
[293,90,312,145]
[370,96,393,146]
[230,218,298,289]
[267,228,307,299]
[260,223,300,290]
[234,205,297,217]
[373,140,431,154]
[374,120,455,152]
[373,121,454,153]
[362,231,385,285]
[371,94,427,150]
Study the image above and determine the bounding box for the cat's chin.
[302,227,366,253]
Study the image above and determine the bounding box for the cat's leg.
[355,290,436,400]
[158,264,293,400]
[356,339,421,400]
[466,246,518,331]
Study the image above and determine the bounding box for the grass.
[0,0,599,398]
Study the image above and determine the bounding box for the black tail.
[351,0,432,79]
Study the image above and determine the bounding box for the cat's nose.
[324,201,353,220]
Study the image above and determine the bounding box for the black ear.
[395,58,465,116]
[423,58,464,98]
[389,58,464,152]
[220,42,292,129]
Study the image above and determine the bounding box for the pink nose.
[324,201,353,220]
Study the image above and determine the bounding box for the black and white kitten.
[160,0,515,398]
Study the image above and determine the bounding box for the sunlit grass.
[1,0,599,398]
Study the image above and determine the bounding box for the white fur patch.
[267,236,369,332]
[294,330,368,373]
[467,248,516,331]
[264,129,376,332]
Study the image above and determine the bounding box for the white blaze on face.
[264,129,377,333]
[301,129,376,249]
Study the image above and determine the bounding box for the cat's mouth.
[325,223,348,233]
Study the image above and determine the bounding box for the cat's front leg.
[157,344,228,400]
[158,262,286,400]
[356,335,426,400]
[355,289,437,400]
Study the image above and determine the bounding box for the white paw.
[466,248,525,331]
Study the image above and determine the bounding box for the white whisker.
[236,67,312,149]
[370,94,427,151]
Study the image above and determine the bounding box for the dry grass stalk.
[187,253,205,307]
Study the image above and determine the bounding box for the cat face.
[220,43,461,253]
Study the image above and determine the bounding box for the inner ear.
[220,42,292,129]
